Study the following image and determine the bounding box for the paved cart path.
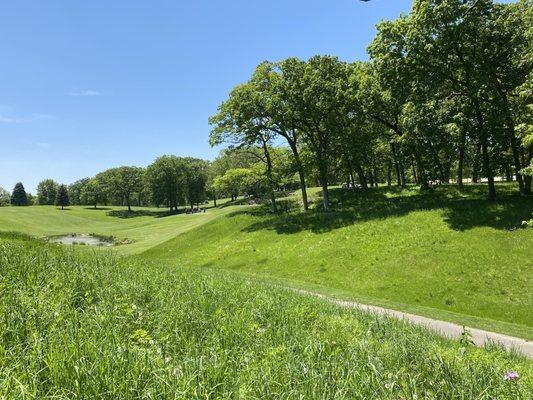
[297,290,533,358]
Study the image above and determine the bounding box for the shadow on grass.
[84,207,113,211]
[106,209,180,219]
[236,184,533,235]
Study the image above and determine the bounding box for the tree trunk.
[387,161,392,187]
[524,147,532,195]
[510,135,525,193]
[412,162,418,185]
[391,142,402,187]
[481,139,496,201]
[356,163,368,190]
[413,152,429,190]
[288,141,309,211]
[457,128,467,189]
[261,139,277,213]
[318,163,329,211]
[474,98,496,200]
[400,161,407,187]
[458,146,464,190]
[321,180,329,211]
[505,164,512,182]
[349,170,356,190]
[501,92,525,193]
[367,170,375,187]
[472,142,481,183]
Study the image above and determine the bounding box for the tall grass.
[0,238,531,399]
[142,184,533,338]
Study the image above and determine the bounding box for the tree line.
[2,1,531,213]
[210,0,532,210]
[0,148,302,210]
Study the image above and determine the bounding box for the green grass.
[142,184,533,339]
[1,184,531,340]
[0,202,236,255]
[0,238,531,399]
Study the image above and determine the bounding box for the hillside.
[141,184,533,339]
[0,236,531,399]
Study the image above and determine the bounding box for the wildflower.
[504,371,519,381]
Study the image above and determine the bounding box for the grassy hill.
[1,183,531,341]
[0,236,531,399]
[141,184,533,339]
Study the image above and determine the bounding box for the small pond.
[48,234,114,247]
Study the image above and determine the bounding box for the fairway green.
[1,238,531,399]
[0,203,235,254]
[142,184,533,339]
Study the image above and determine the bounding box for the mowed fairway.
[0,203,236,254]
[142,184,533,339]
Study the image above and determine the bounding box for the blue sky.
[0,0,514,192]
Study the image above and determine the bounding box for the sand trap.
[49,234,114,247]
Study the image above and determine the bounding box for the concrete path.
[297,290,533,358]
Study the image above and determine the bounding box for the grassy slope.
[142,184,533,339]
[0,238,531,399]
[0,203,235,254]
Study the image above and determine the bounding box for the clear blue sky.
[0,0,514,193]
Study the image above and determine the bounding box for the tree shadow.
[237,185,533,235]
[83,207,113,211]
[105,209,180,219]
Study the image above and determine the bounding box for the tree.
[11,182,28,206]
[69,178,90,205]
[98,167,145,212]
[368,0,531,199]
[212,168,257,201]
[81,178,105,209]
[275,56,351,210]
[55,184,70,210]
[36,179,59,205]
[210,79,280,212]
[146,156,185,212]
[0,187,10,206]
[246,61,311,210]
[183,158,209,210]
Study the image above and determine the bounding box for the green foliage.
[146,155,186,211]
[146,156,209,211]
[55,184,70,209]
[10,182,28,206]
[0,238,531,399]
[212,167,258,199]
[37,178,59,205]
[68,178,90,205]
[81,177,106,208]
[97,166,145,212]
[0,186,10,206]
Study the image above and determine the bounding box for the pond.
[48,234,114,247]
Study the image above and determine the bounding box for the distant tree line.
[210,0,532,210]
[1,148,301,211]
